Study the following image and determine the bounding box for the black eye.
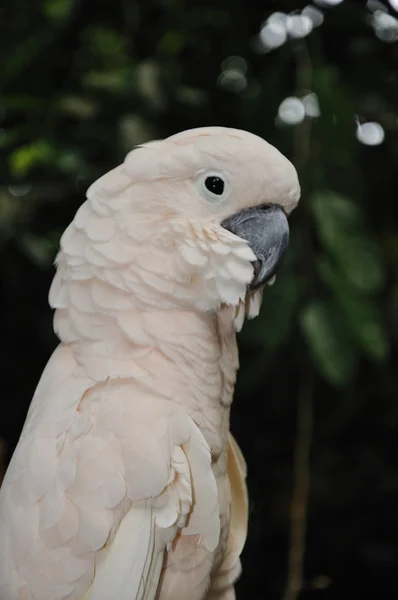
[204,176,225,196]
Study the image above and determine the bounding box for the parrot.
[0,126,300,600]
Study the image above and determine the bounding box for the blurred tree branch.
[283,39,314,600]
[282,368,314,600]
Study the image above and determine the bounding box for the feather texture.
[0,347,219,600]
[0,126,300,600]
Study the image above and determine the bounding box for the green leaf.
[18,233,57,267]
[0,30,58,86]
[341,296,388,362]
[312,191,362,233]
[57,96,97,118]
[83,70,129,91]
[0,127,30,149]
[119,115,156,151]
[317,257,388,362]
[312,191,385,293]
[157,31,187,56]
[82,26,129,68]
[338,237,385,294]
[9,141,53,177]
[43,0,75,21]
[175,86,208,106]
[0,95,47,111]
[301,300,357,387]
[56,151,81,173]
[136,62,165,110]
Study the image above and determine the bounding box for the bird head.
[51,127,300,336]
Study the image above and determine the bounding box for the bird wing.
[205,433,248,598]
[226,432,249,562]
[0,344,219,600]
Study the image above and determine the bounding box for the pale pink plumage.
[0,127,300,600]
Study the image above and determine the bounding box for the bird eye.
[198,172,228,202]
[205,176,224,195]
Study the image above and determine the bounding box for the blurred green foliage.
[1,0,398,598]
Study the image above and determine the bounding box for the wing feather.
[226,433,248,560]
[86,502,166,600]
[0,347,219,600]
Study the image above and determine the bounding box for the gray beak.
[221,204,289,290]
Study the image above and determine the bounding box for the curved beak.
[221,204,289,290]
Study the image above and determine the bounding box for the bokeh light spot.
[356,122,385,145]
[278,97,306,125]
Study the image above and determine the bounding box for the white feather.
[0,126,300,600]
[86,503,163,600]
[84,215,116,243]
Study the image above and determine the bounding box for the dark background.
[1,0,398,598]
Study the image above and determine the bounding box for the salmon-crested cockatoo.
[0,127,300,600]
